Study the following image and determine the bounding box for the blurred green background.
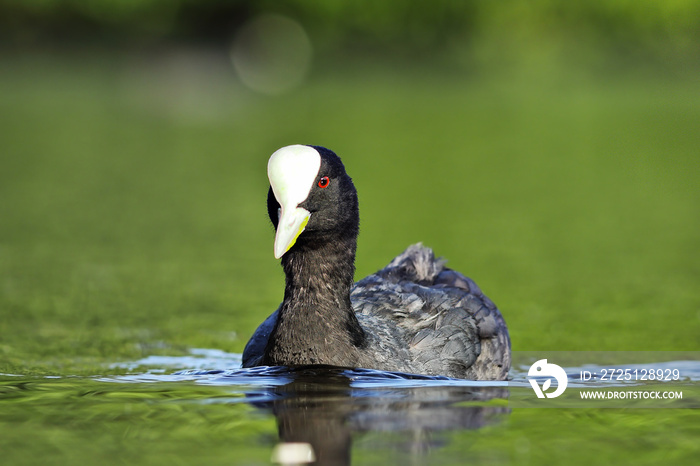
[1,0,699,374]
[1,2,700,465]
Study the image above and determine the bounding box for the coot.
[242,145,510,380]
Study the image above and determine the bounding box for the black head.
[266,145,359,258]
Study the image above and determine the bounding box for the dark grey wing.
[352,243,510,380]
[434,268,511,380]
[242,308,279,367]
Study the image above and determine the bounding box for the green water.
[1,52,699,464]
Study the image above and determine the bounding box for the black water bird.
[243,145,510,380]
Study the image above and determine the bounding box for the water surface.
[4,349,697,465]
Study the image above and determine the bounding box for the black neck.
[263,232,366,366]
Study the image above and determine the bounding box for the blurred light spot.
[231,15,312,95]
[271,442,315,465]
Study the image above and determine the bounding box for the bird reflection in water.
[241,366,509,465]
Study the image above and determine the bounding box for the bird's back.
[351,244,511,380]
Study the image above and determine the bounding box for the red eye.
[318,176,330,188]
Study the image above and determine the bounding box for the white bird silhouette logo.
[528,359,568,398]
